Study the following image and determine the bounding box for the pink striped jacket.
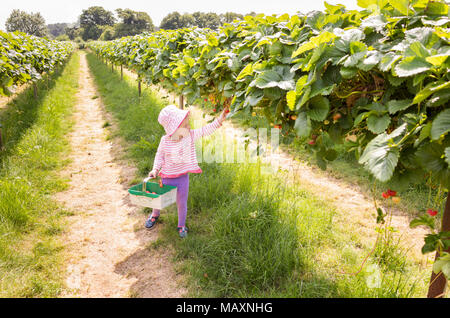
[153,118,223,178]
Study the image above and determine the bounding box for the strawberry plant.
[0,31,74,96]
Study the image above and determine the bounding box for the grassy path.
[87,51,430,297]
[0,52,79,297]
[55,51,185,297]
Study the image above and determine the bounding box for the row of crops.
[0,31,74,96]
[88,0,449,190]
[88,0,450,297]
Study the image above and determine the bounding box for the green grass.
[229,112,444,217]
[0,51,80,297]
[86,51,428,298]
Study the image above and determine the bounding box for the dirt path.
[120,67,430,264]
[54,52,186,298]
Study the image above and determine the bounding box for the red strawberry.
[308,140,315,145]
[382,192,390,199]
[427,209,438,216]
[333,113,342,121]
[213,108,216,112]
[204,98,208,102]
[225,109,230,114]
[387,189,397,196]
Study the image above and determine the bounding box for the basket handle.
[142,176,164,192]
[142,177,150,192]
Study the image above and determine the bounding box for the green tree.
[220,12,244,24]
[160,11,222,30]
[203,12,221,29]
[99,25,116,41]
[82,25,103,41]
[191,12,205,27]
[180,13,195,28]
[160,12,188,30]
[47,23,70,38]
[5,9,48,37]
[192,12,221,29]
[55,33,70,41]
[114,8,155,38]
[79,6,115,40]
[65,25,83,40]
[80,6,115,27]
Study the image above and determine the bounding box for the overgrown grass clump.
[0,52,80,297]
[86,51,427,298]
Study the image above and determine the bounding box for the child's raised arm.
[191,107,228,142]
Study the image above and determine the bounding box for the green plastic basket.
[128,178,177,209]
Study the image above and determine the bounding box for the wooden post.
[427,192,450,298]
[138,79,142,97]
[121,65,123,80]
[179,95,184,109]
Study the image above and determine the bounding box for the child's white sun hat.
[158,104,190,137]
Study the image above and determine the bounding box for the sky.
[0,0,360,30]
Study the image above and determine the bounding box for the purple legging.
[151,173,189,227]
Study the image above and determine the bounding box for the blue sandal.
[177,226,188,238]
[145,215,159,230]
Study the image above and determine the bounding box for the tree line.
[4,7,256,43]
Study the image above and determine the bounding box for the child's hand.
[148,169,158,179]
[218,106,230,123]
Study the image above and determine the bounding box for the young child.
[146,104,229,238]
